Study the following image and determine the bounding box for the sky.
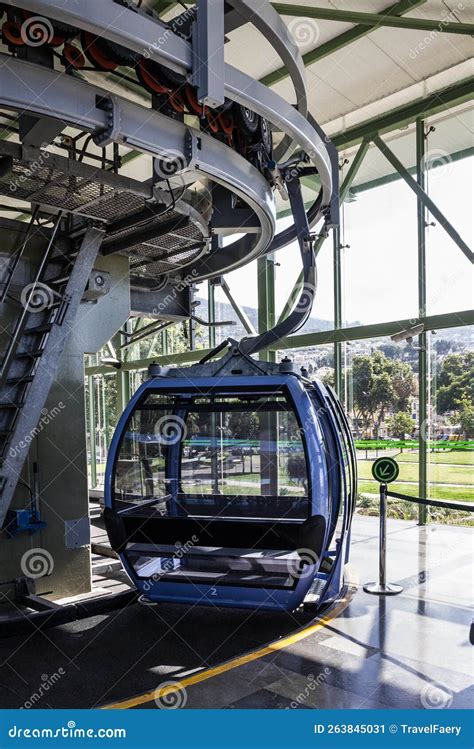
[197,157,473,330]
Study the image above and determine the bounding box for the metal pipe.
[379,483,387,587]
[363,483,403,595]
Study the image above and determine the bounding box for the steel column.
[207,280,216,349]
[333,226,343,398]
[257,255,276,363]
[116,323,131,415]
[416,119,428,525]
[88,375,97,489]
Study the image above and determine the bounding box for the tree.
[386,411,414,440]
[351,351,415,438]
[437,352,474,414]
[321,369,334,388]
[227,410,259,440]
[458,400,474,439]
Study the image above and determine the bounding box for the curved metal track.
[1,0,336,282]
[0,53,276,281]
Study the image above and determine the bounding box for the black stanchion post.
[364,481,403,596]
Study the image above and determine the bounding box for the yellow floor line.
[102,580,357,710]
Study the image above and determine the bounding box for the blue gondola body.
[104,357,356,612]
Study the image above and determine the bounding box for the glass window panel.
[341,180,418,325]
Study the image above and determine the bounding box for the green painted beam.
[257,255,276,363]
[261,0,427,87]
[154,0,178,17]
[273,309,474,351]
[351,146,474,195]
[271,4,474,35]
[84,309,474,375]
[332,77,474,150]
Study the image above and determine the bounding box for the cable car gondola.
[104,171,356,612]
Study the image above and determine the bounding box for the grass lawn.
[358,480,474,502]
[358,459,473,486]
[394,450,474,466]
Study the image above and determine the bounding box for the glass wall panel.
[341,179,418,326]
[426,326,474,523]
[425,155,473,316]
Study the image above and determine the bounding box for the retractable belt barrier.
[363,457,473,596]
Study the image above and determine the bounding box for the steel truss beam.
[271,4,474,35]
[84,310,474,374]
[261,0,427,87]
[332,78,474,150]
[218,279,256,335]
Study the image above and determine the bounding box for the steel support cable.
[239,175,316,356]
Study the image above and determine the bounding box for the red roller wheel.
[168,90,185,114]
[218,112,234,137]
[63,42,85,70]
[81,31,118,71]
[136,59,170,95]
[19,10,66,47]
[183,84,203,116]
[2,21,25,46]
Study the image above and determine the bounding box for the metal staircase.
[0,221,105,528]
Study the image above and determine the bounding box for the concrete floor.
[0,514,472,710]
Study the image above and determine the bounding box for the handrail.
[386,489,473,513]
